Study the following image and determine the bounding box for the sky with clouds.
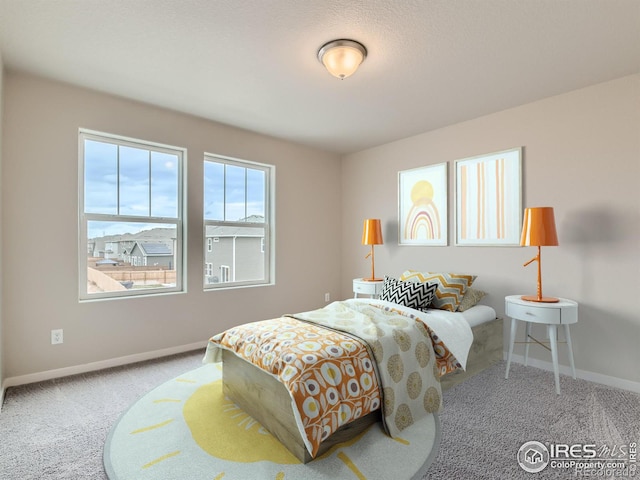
[84,139,265,239]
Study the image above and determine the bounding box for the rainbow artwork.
[404,181,441,240]
[399,163,448,246]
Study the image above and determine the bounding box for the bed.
[204,289,502,463]
[440,305,503,391]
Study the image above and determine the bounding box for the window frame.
[78,129,186,301]
[203,153,274,290]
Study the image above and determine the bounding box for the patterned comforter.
[204,298,472,458]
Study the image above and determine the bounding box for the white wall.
[2,72,342,379]
[341,75,640,386]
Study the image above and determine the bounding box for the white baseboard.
[1,341,207,392]
[504,352,640,394]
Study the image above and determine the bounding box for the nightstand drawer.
[353,278,384,298]
[353,281,379,295]
[506,301,561,324]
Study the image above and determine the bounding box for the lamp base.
[521,295,559,303]
[363,277,383,282]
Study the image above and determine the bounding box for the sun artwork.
[404,180,441,240]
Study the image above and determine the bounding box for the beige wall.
[2,71,638,388]
[342,75,640,385]
[2,72,342,378]
[0,51,4,395]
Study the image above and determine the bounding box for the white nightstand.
[353,278,384,299]
[504,295,578,394]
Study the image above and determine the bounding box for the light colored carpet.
[429,362,640,479]
[0,351,202,479]
[103,363,439,480]
[1,351,638,479]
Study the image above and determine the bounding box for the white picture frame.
[455,147,522,246]
[398,163,448,246]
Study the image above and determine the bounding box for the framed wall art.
[455,147,522,246]
[398,162,448,246]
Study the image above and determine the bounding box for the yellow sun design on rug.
[184,379,370,465]
[184,380,299,464]
[104,363,440,480]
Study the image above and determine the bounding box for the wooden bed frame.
[221,317,503,463]
[222,349,380,463]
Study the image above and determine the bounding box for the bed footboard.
[222,349,380,463]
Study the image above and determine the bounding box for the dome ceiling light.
[317,39,367,80]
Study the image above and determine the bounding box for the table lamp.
[520,207,559,303]
[362,218,383,281]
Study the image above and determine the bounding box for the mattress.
[363,301,496,329]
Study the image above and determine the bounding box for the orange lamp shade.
[520,207,558,247]
[362,219,383,245]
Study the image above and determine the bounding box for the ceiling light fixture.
[317,39,367,80]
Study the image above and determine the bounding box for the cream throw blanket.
[290,299,443,438]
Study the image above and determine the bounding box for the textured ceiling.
[0,0,638,154]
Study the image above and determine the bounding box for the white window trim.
[78,129,187,301]
[203,153,275,290]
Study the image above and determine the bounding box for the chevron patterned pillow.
[400,271,476,312]
[380,276,437,311]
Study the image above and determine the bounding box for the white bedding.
[458,304,498,328]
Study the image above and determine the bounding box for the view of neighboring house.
[86,228,178,292]
[89,221,265,286]
[204,215,265,285]
[129,242,173,268]
[90,227,176,266]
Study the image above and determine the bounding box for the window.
[204,154,273,289]
[220,265,230,283]
[79,129,185,300]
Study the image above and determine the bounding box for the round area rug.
[104,363,440,480]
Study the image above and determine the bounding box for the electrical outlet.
[51,329,63,345]
[324,293,330,302]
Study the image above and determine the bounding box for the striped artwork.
[455,148,522,245]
